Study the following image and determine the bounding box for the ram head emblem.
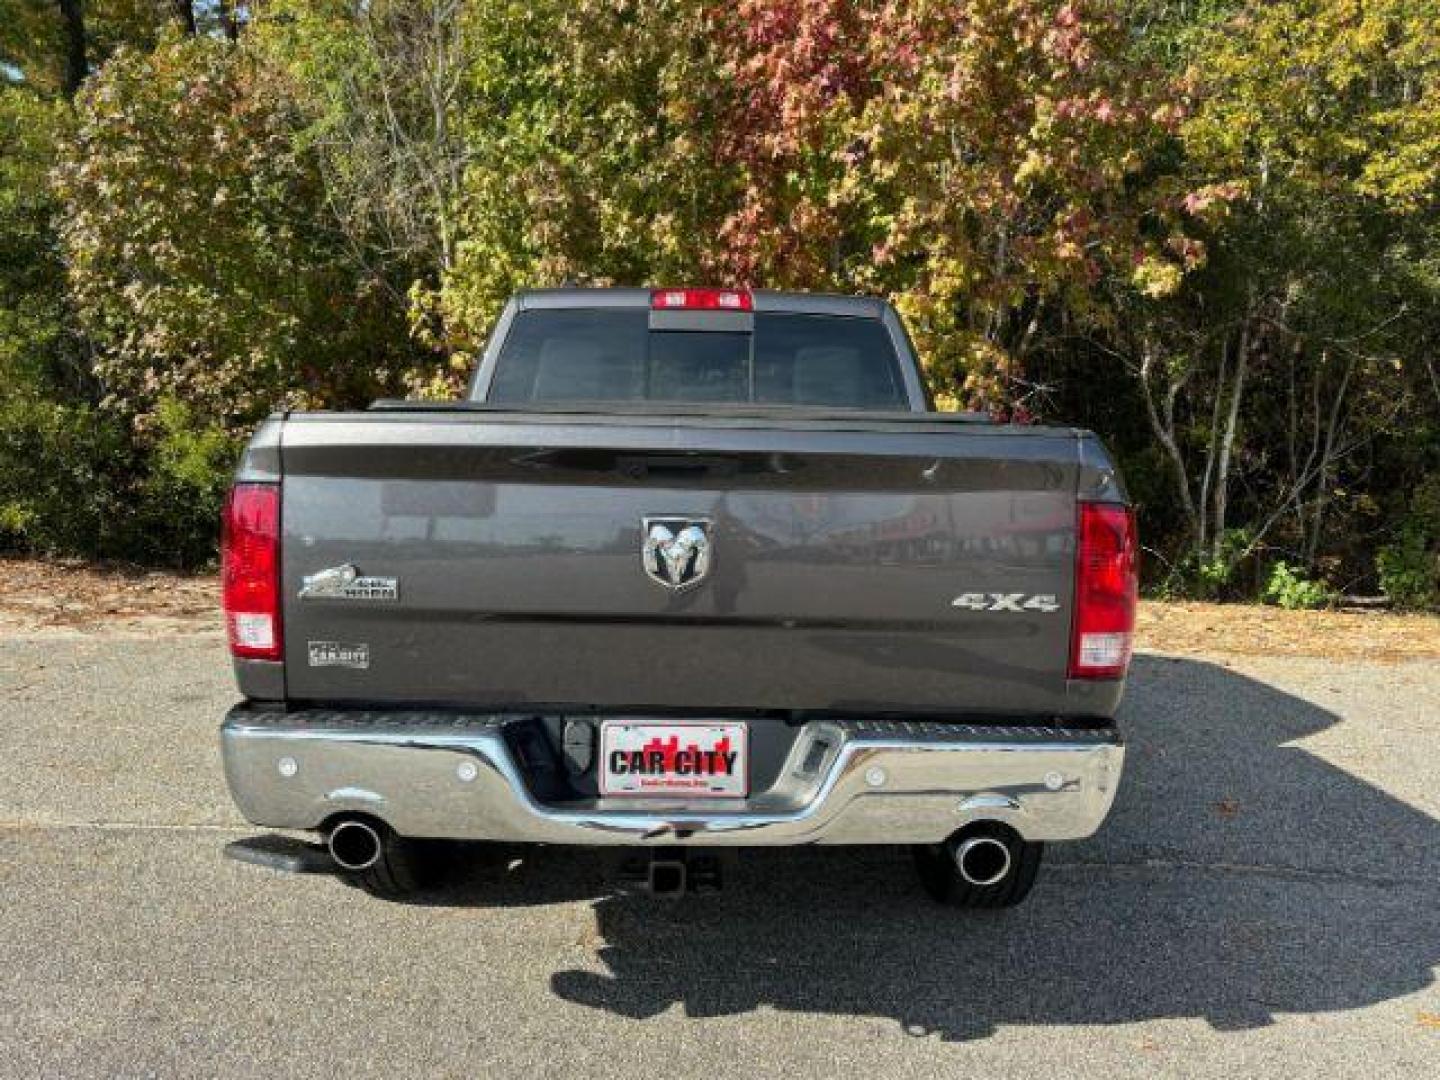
[641,518,713,591]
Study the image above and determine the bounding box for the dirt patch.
[0,557,219,637]
[2,557,1437,659]
[1135,600,1440,662]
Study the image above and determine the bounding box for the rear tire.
[331,822,453,900]
[912,823,1043,909]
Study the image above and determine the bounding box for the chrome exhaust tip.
[327,819,382,872]
[953,835,1012,887]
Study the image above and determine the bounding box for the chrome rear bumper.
[221,708,1124,846]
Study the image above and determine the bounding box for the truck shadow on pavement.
[434,655,1440,1040]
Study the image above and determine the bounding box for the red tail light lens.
[1069,503,1138,680]
[650,287,752,312]
[222,483,282,661]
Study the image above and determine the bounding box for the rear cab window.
[485,308,909,410]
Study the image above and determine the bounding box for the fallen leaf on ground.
[1214,798,1241,818]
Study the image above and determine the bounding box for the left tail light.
[222,483,282,661]
[1068,502,1138,680]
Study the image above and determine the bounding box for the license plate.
[599,721,748,798]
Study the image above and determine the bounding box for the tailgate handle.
[619,455,740,481]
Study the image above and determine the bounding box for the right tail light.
[1068,503,1138,680]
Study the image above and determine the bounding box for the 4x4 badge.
[951,592,1061,613]
[642,518,713,591]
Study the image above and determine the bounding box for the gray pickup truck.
[220,287,1137,906]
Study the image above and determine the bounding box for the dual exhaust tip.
[328,816,1016,887]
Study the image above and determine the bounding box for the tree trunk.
[171,0,196,35]
[217,0,240,41]
[1211,317,1252,563]
[1139,342,1199,536]
[1197,335,1229,554]
[57,0,86,97]
[1304,350,1356,567]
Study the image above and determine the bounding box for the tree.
[255,0,471,279]
[54,35,424,428]
[1119,0,1440,585]
[706,0,1189,410]
[440,0,732,355]
[0,84,86,398]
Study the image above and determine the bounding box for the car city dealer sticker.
[600,721,747,797]
[307,641,370,669]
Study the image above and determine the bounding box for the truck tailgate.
[276,410,1083,715]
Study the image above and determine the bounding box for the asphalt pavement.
[1,632,1437,1078]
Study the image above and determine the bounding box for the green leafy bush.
[0,88,75,394]
[1261,561,1333,611]
[129,399,239,568]
[1376,474,1440,611]
[0,397,234,569]
[1160,529,1254,601]
[1378,530,1439,611]
[1192,557,1234,601]
[0,398,130,556]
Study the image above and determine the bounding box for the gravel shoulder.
[0,557,218,638]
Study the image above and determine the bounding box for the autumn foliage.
[0,0,1435,602]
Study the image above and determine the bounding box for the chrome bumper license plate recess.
[600,721,747,798]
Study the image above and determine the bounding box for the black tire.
[333,823,454,900]
[912,823,1043,909]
